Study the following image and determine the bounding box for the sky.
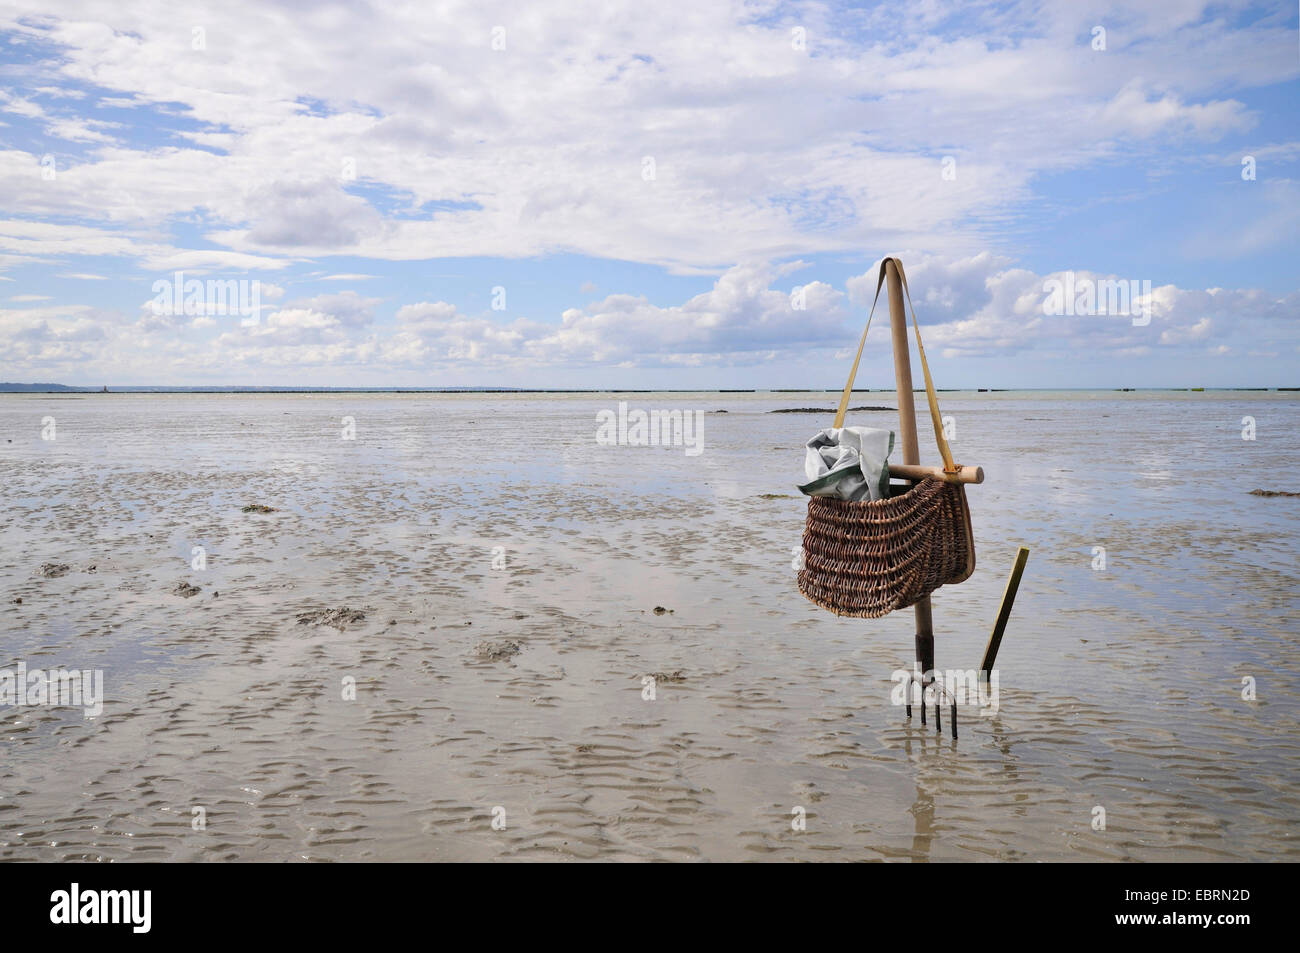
[0,0,1297,389]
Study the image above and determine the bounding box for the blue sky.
[0,0,1297,388]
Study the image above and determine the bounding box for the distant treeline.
[0,382,84,392]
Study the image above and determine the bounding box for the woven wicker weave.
[798,477,973,618]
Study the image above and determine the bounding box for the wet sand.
[1,391,1297,861]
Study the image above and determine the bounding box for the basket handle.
[832,257,957,473]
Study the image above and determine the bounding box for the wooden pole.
[889,462,983,485]
[980,546,1030,679]
[884,259,936,722]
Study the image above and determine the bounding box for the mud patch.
[648,670,686,683]
[771,405,894,414]
[474,639,522,661]
[297,606,367,629]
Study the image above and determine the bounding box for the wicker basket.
[798,478,974,617]
[797,257,976,617]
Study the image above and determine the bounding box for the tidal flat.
[1,390,1296,861]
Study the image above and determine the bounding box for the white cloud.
[0,1,1293,270]
[382,261,848,368]
[845,256,1300,361]
[242,180,386,251]
[0,91,46,120]
[8,255,1293,383]
[0,303,112,366]
[0,0,1295,387]
[43,116,122,143]
[1098,80,1253,140]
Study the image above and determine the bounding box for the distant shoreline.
[1,384,1295,394]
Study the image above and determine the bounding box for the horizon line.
[2,384,1297,394]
